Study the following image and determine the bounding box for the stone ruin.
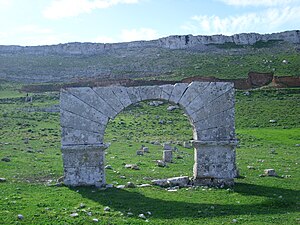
[60,82,237,187]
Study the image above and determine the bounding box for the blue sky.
[0,0,299,46]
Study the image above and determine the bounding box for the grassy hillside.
[0,41,299,83]
[0,85,299,224]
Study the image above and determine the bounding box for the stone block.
[193,107,235,131]
[110,86,132,108]
[178,82,210,108]
[160,84,174,100]
[193,125,235,141]
[169,83,189,104]
[163,150,173,162]
[63,166,105,186]
[93,87,125,115]
[139,86,162,101]
[163,143,172,150]
[65,87,118,118]
[167,176,189,187]
[126,86,142,104]
[190,88,235,123]
[136,150,144,156]
[61,127,103,145]
[193,144,236,179]
[62,147,105,168]
[60,110,106,134]
[60,91,109,125]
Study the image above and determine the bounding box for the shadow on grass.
[73,182,299,219]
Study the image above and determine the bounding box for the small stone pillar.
[61,144,108,187]
[192,140,237,187]
[163,150,173,162]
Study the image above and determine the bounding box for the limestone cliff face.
[0,30,299,55]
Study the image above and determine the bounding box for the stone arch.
[60,82,237,187]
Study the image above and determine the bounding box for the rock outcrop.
[0,30,299,55]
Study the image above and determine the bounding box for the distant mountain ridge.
[0,30,299,55]
[0,30,299,84]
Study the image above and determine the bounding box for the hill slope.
[0,30,299,83]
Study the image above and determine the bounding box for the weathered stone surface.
[151,178,168,187]
[126,86,142,104]
[61,110,106,133]
[136,150,144,156]
[167,176,190,187]
[60,82,237,187]
[156,160,167,167]
[142,146,149,152]
[61,127,103,145]
[178,82,210,108]
[163,150,173,162]
[264,169,277,176]
[163,143,172,150]
[160,84,174,100]
[139,85,162,101]
[193,142,237,180]
[60,91,109,124]
[110,86,132,108]
[64,87,118,119]
[169,83,189,104]
[93,86,125,115]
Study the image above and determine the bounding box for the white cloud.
[0,24,73,46]
[181,6,300,35]
[219,0,299,7]
[0,0,12,8]
[43,0,139,19]
[120,28,159,42]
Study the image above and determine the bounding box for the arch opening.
[103,99,194,186]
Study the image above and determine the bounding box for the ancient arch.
[60,82,237,187]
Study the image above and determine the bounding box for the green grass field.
[0,83,299,224]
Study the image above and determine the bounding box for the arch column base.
[192,140,238,187]
[61,144,108,187]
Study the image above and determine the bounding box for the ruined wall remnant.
[60,82,237,187]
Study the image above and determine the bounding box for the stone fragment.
[116,185,125,189]
[269,119,277,123]
[0,178,6,182]
[183,141,192,149]
[148,101,163,106]
[163,143,172,150]
[247,166,256,170]
[167,176,190,187]
[17,214,24,220]
[156,160,167,167]
[124,164,140,170]
[167,105,179,111]
[136,150,144,156]
[125,182,136,188]
[105,165,113,170]
[104,206,111,212]
[163,150,173,163]
[1,157,11,162]
[151,179,169,187]
[142,147,149,153]
[106,184,114,188]
[137,184,152,188]
[70,213,79,217]
[264,169,277,176]
[138,214,147,220]
[92,218,99,222]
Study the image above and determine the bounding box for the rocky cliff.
[0,30,299,84]
[0,30,299,55]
